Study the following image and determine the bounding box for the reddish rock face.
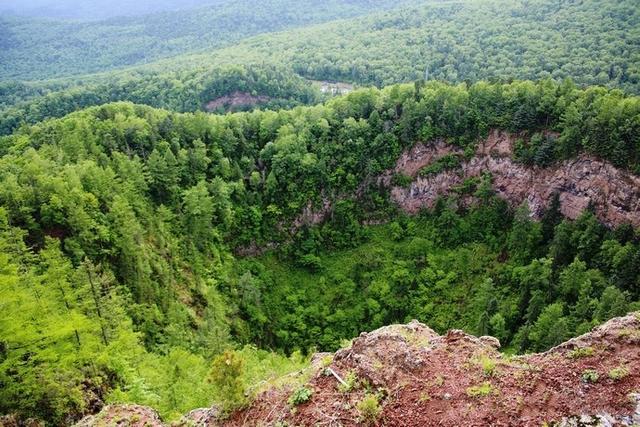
[75,314,640,427]
[75,405,163,427]
[204,92,270,112]
[222,313,640,427]
[389,130,640,228]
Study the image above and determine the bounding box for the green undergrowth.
[231,203,640,356]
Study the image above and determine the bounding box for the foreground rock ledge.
[77,313,640,427]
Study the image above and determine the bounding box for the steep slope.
[1,80,639,425]
[299,129,640,230]
[385,130,640,228]
[0,64,322,136]
[1,0,222,20]
[75,313,640,426]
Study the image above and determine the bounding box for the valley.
[0,1,639,426]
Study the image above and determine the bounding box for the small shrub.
[321,355,333,367]
[298,253,323,272]
[466,382,493,398]
[608,366,629,381]
[618,328,640,339]
[357,394,382,424]
[453,177,480,195]
[339,338,354,349]
[288,386,313,406]
[581,369,599,383]
[476,355,496,377]
[432,375,445,387]
[209,350,246,411]
[338,370,358,393]
[391,173,413,187]
[419,392,431,402]
[419,153,462,177]
[389,221,404,241]
[567,347,594,359]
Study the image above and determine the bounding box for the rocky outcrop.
[292,197,333,230]
[74,405,163,427]
[288,129,640,235]
[204,92,270,112]
[75,314,640,427]
[178,407,221,427]
[220,313,640,427]
[389,130,640,228]
[0,414,44,427]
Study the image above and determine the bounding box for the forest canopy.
[0,0,638,137]
[0,0,409,80]
[0,79,639,423]
[1,0,640,424]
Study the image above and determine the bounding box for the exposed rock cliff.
[204,92,270,112]
[77,313,640,426]
[388,130,640,228]
[290,129,640,233]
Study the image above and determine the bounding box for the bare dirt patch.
[223,313,640,426]
[204,92,270,112]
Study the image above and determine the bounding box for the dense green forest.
[1,0,637,137]
[1,0,223,20]
[0,65,322,136]
[181,0,637,90]
[0,0,409,80]
[1,79,639,424]
[1,0,639,424]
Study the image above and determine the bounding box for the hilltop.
[73,312,640,426]
[0,0,407,80]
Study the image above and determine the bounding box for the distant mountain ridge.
[0,0,637,137]
[0,0,238,20]
[0,0,412,81]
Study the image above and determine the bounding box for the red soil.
[224,315,640,427]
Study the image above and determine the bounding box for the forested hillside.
[1,80,639,424]
[0,0,409,81]
[1,0,220,20]
[0,65,322,136]
[1,0,637,137]
[1,0,639,425]
[174,0,637,90]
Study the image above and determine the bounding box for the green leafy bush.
[338,371,359,393]
[357,394,382,424]
[567,347,595,359]
[419,154,462,177]
[391,173,413,188]
[209,350,247,412]
[288,387,313,406]
[581,369,600,383]
[466,382,493,398]
[608,366,629,381]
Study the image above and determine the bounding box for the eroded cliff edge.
[384,130,640,228]
[76,313,640,426]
